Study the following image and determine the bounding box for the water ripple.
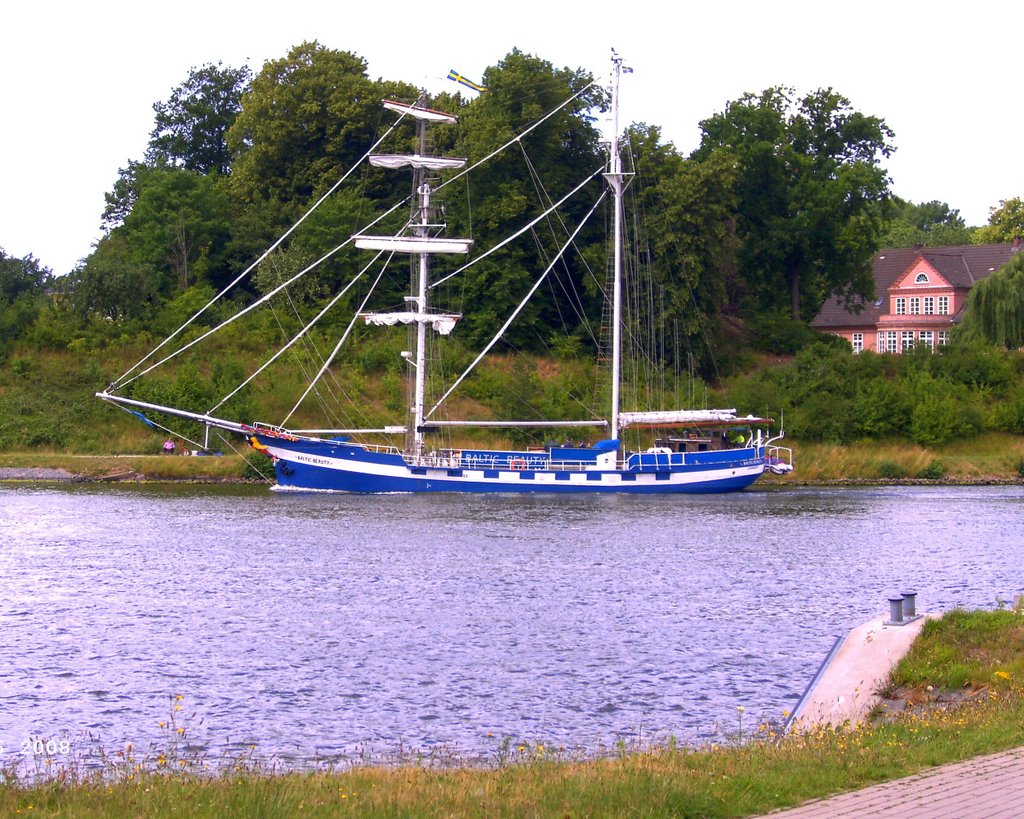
[1,483,1022,763]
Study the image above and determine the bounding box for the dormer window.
[914,272,929,284]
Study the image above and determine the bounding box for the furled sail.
[618,409,769,429]
[370,154,466,171]
[353,235,472,254]
[383,99,458,124]
[361,312,461,335]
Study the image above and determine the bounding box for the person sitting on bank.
[163,438,175,454]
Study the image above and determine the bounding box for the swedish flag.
[447,69,487,93]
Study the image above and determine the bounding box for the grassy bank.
[2,433,1023,485]
[3,606,1023,817]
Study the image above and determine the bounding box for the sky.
[3,0,1021,275]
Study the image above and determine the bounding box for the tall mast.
[605,53,628,438]
[411,93,430,458]
[356,97,469,461]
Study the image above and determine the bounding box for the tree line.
[2,42,1023,367]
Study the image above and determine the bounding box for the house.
[811,242,1020,353]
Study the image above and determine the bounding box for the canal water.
[1,483,1022,767]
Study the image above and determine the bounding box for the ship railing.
[765,445,794,475]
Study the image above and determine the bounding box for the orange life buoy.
[511,457,526,470]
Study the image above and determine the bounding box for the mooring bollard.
[888,595,905,624]
[902,591,917,618]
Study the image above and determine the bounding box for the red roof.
[811,243,1017,330]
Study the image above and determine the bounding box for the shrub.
[916,460,946,480]
[877,460,908,479]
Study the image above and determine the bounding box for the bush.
[877,460,908,479]
[916,460,946,480]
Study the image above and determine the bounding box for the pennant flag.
[130,410,156,428]
[447,69,487,93]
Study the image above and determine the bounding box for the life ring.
[511,457,526,470]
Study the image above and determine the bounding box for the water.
[1,483,1022,766]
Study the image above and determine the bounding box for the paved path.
[768,745,1024,817]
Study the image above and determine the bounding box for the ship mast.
[410,93,431,458]
[604,52,630,438]
[356,97,470,461]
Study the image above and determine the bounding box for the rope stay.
[425,190,607,421]
[108,114,411,392]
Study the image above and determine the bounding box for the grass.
[3,607,1024,817]
[782,433,1024,483]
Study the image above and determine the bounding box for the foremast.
[356,95,470,461]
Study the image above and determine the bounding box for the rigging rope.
[425,191,607,421]
[108,114,413,392]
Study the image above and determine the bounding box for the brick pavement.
[767,745,1024,817]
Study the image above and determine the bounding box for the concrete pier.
[790,612,930,727]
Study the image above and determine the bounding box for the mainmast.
[604,52,631,437]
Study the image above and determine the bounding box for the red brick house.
[811,243,1019,353]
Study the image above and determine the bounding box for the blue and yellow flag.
[447,69,487,93]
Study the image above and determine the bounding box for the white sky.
[3,0,1021,275]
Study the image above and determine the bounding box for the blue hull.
[256,435,767,494]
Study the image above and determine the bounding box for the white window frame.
[923,296,934,315]
[852,332,863,354]
[915,272,930,284]
[909,297,921,315]
[919,330,934,349]
[938,330,949,346]
[895,297,907,315]
[901,331,915,352]
[937,296,949,314]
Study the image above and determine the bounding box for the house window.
[852,332,863,354]
[884,331,898,353]
[938,331,949,346]
[920,330,934,349]
[923,296,934,315]
[909,297,921,315]
[937,296,949,314]
[915,272,930,284]
[895,297,907,315]
[901,331,915,351]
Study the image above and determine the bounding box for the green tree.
[441,49,605,349]
[880,198,973,247]
[69,234,160,321]
[956,252,1024,349]
[975,197,1024,244]
[226,42,416,244]
[626,126,738,369]
[694,87,895,321]
[0,248,52,346]
[148,62,252,175]
[115,164,233,293]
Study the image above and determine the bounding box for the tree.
[441,49,605,349]
[0,248,52,346]
[880,198,973,247]
[694,87,895,321]
[69,234,160,321]
[118,165,233,292]
[956,252,1024,349]
[227,43,415,223]
[148,62,252,175]
[974,197,1024,244]
[625,125,738,369]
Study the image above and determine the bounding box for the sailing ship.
[98,54,793,493]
